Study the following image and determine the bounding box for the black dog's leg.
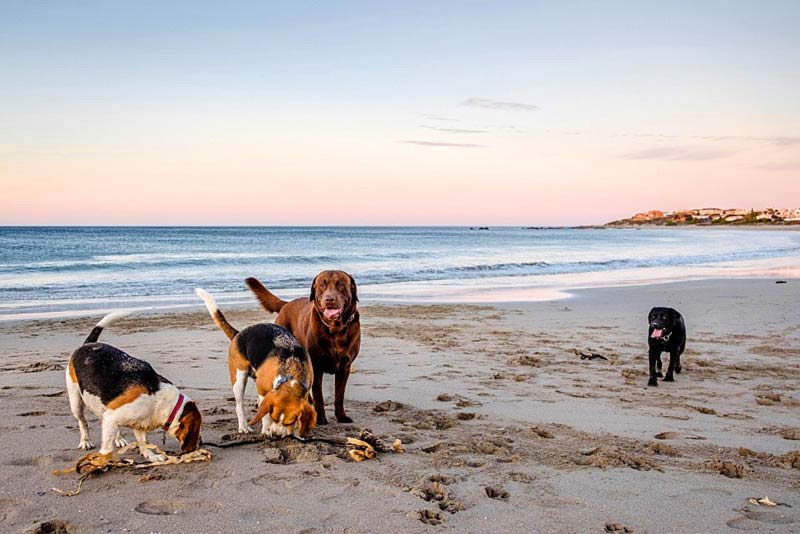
[675,342,684,374]
[664,350,678,382]
[656,355,663,378]
[648,349,659,386]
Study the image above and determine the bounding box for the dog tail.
[245,277,287,313]
[195,288,239,340]
[83,311,128,344]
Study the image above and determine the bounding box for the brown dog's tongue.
[324,308,342,319]
[651,328,663,338]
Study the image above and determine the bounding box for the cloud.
[741,136,800,147]
[422,115,459,122]
[622,146,734,161]
[462,98,538,112]
[421,125,488,134]
[615,133,800,147]
[399,140,485,148]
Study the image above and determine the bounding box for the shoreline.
[2,269,797,323]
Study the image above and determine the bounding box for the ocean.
[1,226,799,321]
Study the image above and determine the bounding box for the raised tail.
[195,288,239,340]
[84,311,128,344]
[245,277,287,314]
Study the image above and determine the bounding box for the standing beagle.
[66,312,202,461]
[196,288,316,438]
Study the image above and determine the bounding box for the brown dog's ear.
[348,273,358,303]
[177,401,202,454]
[297,403,317,437]
[309,273,320,302]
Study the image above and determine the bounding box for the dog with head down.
[246,271,360,425]
[196,288,316,437]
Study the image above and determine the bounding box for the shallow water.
[1,226,798,319]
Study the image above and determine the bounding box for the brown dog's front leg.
[334,362,353,423]
[312,371,328,425]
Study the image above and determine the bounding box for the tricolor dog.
[66,312,202,461]
[195,288,316,438]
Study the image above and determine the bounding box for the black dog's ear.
[309,274,320,302]
[348,273,358,303]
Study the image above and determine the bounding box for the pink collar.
[163,393,185,431]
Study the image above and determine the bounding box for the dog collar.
[273,374,308,392]
[163,393,185,432]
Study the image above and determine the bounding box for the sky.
[1,1,799,226]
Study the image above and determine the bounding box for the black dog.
[647,307,686,387]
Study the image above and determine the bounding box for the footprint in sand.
[26,520,75,534]
[605,523,634,533]
[726,507,795,530]
[415,509,445,525]
[134,500,221,516]
[411,475,464,514]
[484,486,510,500]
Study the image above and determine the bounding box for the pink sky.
[2,3,799,225]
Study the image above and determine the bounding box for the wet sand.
[0,278,798,533]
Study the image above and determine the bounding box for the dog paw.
[663,375,674,382]
[317,416,329,426]
[78,439,95,450]
[336,415,354,424]
[647,378,658,387]
[675,366,682,374]
[238,426,254,434]
[115,436,129,448]
[656,371,663,378]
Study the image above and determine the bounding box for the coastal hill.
[606,207,800,226]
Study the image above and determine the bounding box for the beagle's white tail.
[196,288,239,340]
[84,310,128,344]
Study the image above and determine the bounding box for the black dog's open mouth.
[650,328,664,339]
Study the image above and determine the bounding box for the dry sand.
[0,278,798,533]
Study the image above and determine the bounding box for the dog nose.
[324,296,337,305]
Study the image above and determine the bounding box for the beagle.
[196,288,316,438]
[66,312,202,461]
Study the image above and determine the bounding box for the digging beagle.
[196,288,316,438]
[66,312,202,461]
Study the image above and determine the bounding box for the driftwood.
[52,442,211,496]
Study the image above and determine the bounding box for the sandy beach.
[1,278,798,533]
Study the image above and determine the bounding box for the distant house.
[756,213,773,221]
[779,208,800,221]
[631,210,665,222]
[725,215,744,222]
[697,208,722,216]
